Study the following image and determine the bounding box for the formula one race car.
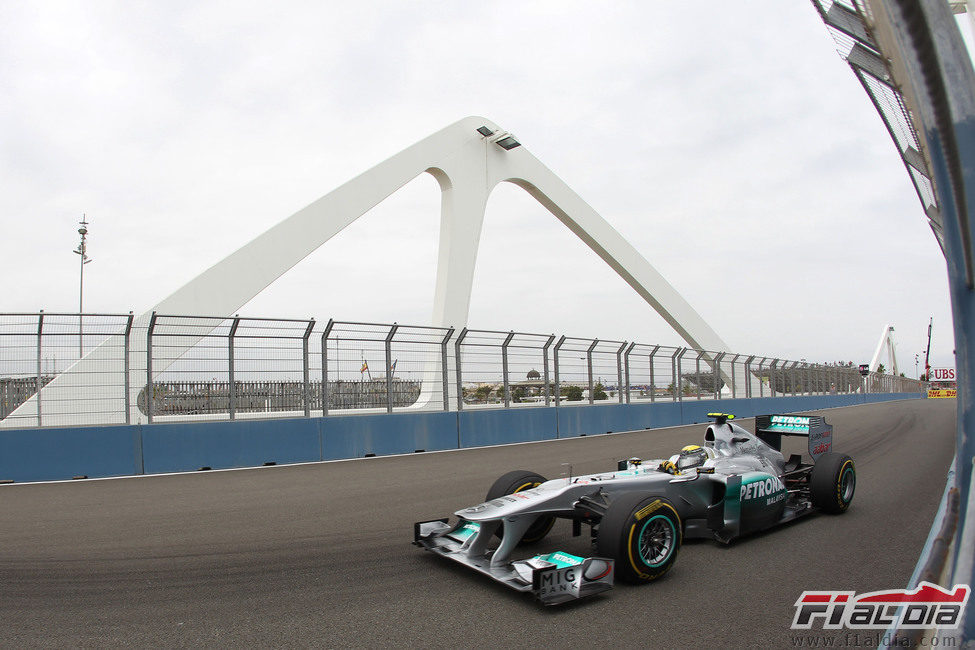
[414,413,855,605]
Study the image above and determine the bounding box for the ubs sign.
[930,368,956,382]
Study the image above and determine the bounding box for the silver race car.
[414,412,856,605]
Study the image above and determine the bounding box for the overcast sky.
[0,1,966,375]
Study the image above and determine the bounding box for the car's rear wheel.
[596,493,682,584]
[810,453,856,513]
[486,470,555,545]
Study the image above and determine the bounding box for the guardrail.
[0,311,929,428]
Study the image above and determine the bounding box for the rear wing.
[755,414,832,461]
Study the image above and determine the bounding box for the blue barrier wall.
[323,412,459,460]
[459,407,558,448]
[0,424,141,482]
[143,418,321,474]
[0,392,925,482]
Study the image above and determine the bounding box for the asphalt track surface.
[0,399,957,648]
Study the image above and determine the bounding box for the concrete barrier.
[143,418,321,474]
[0,393,926,482]
[323,412,458,459]
[458,407,557,448]
[0,424,141,482]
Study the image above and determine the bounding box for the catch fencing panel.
[455,329,501,409]
[501,332,555,408]
[0,313,47,426]
[145,315,315,422]
[624,343,661,403]
[0,312,133,427]
[146,315,232,421]
[454,329,556,409]
[553,336,625,405]
[388,324,453,413]
[229,317,314,417]
[324,321,410,413]
[623,345,683,403]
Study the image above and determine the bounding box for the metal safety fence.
[0,312,929,428]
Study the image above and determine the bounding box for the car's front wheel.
[596,493,682,584]
[485,470,556,545]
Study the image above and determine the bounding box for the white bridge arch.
[7,116,731,426]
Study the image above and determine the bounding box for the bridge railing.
[0,312,930,427]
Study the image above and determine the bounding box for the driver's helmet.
[677,444,709,471]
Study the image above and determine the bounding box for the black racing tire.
[810,453,856,514]
[596,492,682,584]
[485,470,556,545]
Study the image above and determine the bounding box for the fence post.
[616,342,627,404]
[321,319,335,416]
[744,355,755,398]
[441,327,454,411]
[730,354,740,400]
[385,323,398,414]
[501,331,514,408]
[694,350,704,401]
[228,315,240,420]
[624,342,637,404]
[648,345,660,402]
[769,359,780,397]
[302,319,315,417]
[761,358,769,397]
[36,311,43,427]
[554,335,566,405]
[146,312,157,424]
[455,328,468,411]
[670,347,680,402]
[752,358,759,398]
[586,339,598,405]
[543,335,555,407]
[123,312,133,424]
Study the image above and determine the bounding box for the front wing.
[414,518,614,605]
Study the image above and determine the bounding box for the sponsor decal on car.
[740,475,786,505]
[533,557,614,603]
[791,582,970,630]
[533,551,583,568]
[809,428,832,456]
[448,521,480,542]
[536,565,580,599]
[634,499,663,520]
[769,415,812,432]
